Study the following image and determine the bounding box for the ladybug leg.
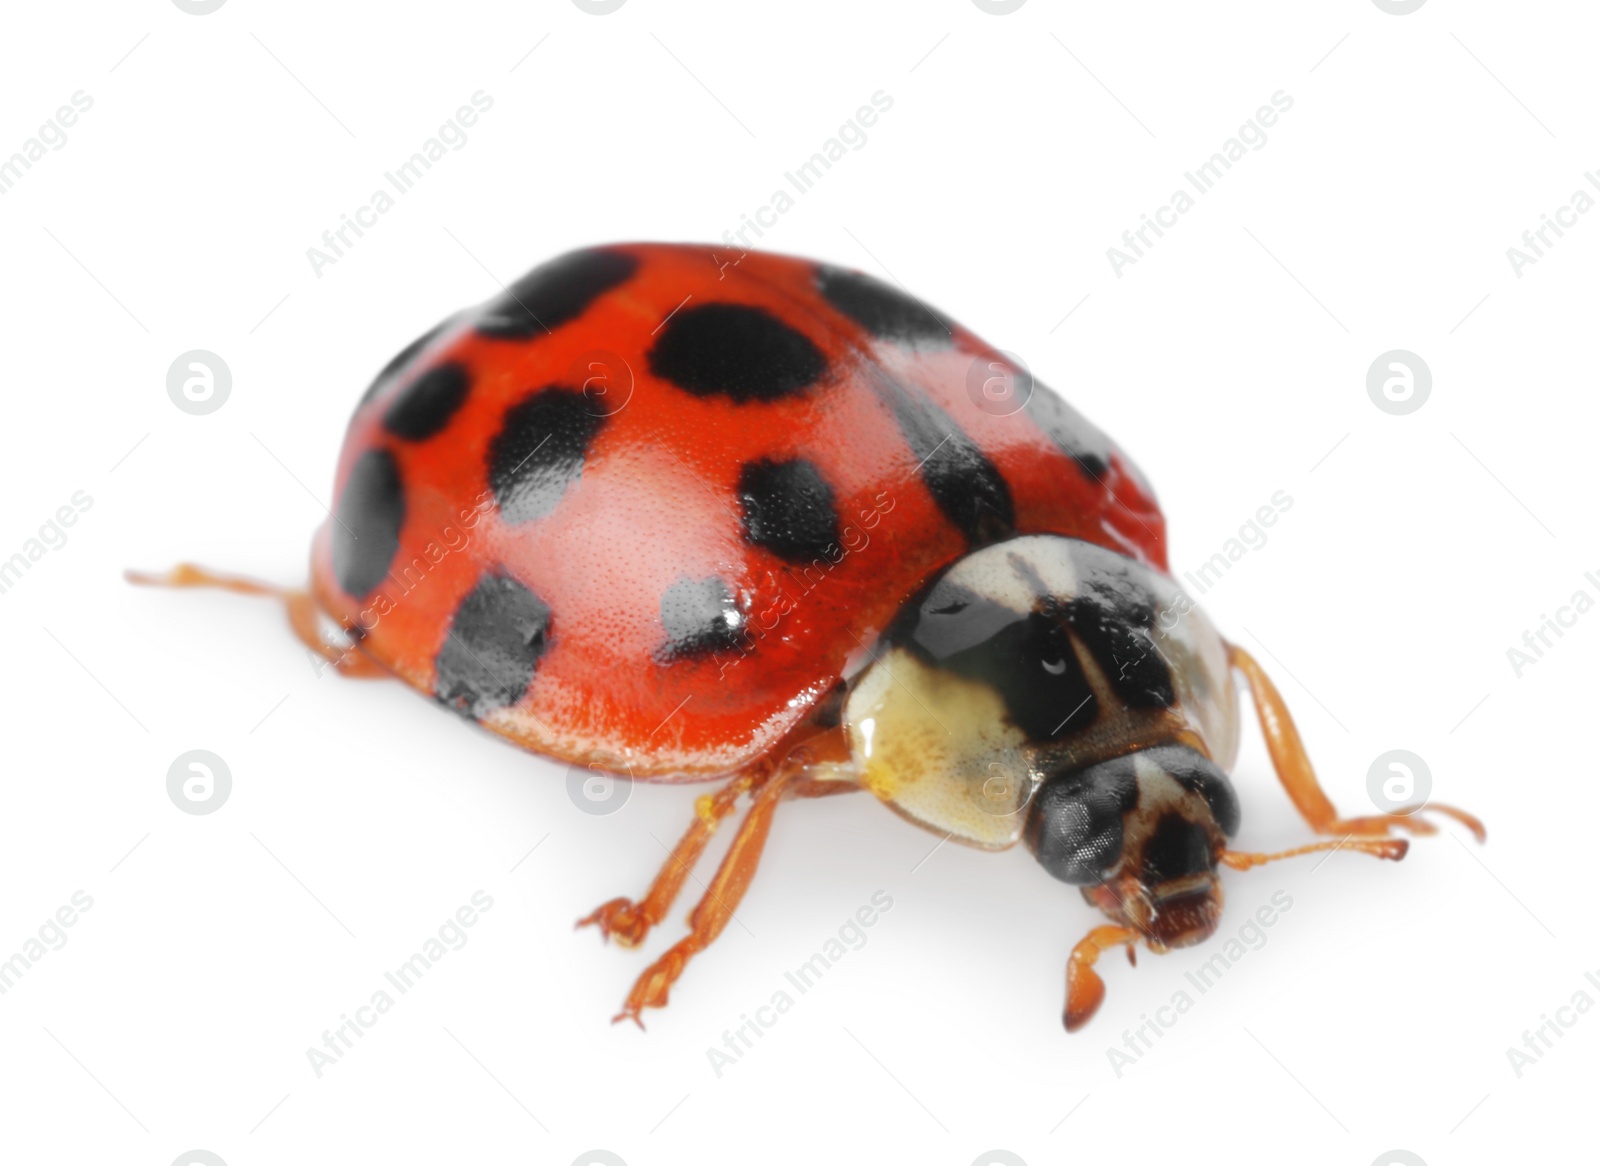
[1064,925,1139,1033]
[577,769,769,949]
[612,765,802,1028]
[1228,645,1485,843]
[785,777,863,799]
[126,563,386,679]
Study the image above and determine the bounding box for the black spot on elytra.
[332,450,404,598]
[658,576,744,659]
[737,458,841,564]
[477,248,638,339]
[1024,755,1140,885]
[383,362,471,440]
[358,315,457,408]
[815,265,952,344]
[880,374,1014,544]
[896,583,1096,742]
[488,388,606,524]
[1024,382,1113,483]
[648,303,826,402]
[435,573,552,718]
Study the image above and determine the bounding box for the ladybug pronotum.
[132,243,1484,1031]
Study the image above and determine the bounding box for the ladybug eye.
[1042,657,1067,675]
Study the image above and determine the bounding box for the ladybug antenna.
[1220,836,1408,870]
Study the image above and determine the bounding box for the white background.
[0,2,1593,1164]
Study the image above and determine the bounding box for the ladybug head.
[1021,744,1240,952]
[843,532,1242,941]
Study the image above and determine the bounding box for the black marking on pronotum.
[434,572,552,719]
[1024,755,1140,885]
[657,576,744,660]
[477,248,639,339]
[737,458,841,565]
[332,449,405,598]
[814,265,952,344]
[1024,381,1114,483]
[358,315,457,408]
[648,303,827,402]
[896,584,1097,742]
[1057,557,1175,709]
[876,372,1014,545]
[488,387,607,524]
[383,361,472,441]
[1060,595,1173,709]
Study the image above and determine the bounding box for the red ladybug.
[133,243,1483,1030]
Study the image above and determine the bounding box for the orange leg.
[613,765,802,1027]
[1229,644,1485,842]
[1064,925,1138,1033]
[126,563,386,678]
[577,769,769,948]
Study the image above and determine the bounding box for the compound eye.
[1041,656,1068,676]
[1023,756,1140,885]
[1143,744,1240,838]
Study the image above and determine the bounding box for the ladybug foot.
[612,939,694,1028]
[577,897,655,948]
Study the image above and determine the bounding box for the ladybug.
[132,243,1484,1031]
